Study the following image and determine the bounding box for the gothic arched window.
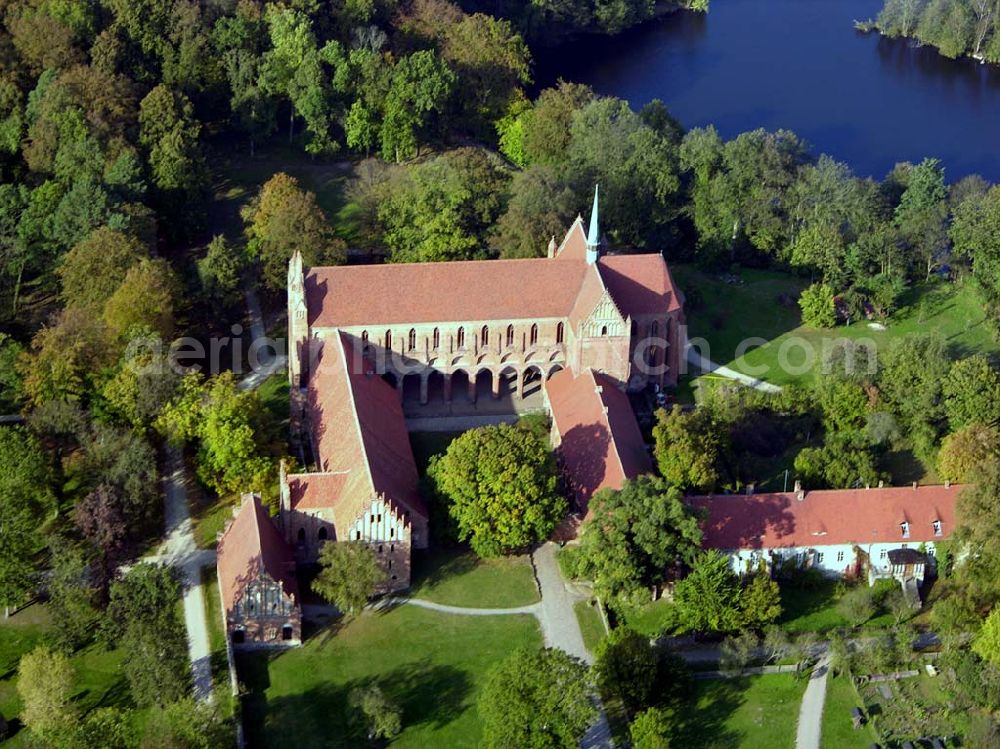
[408,328,417,351]
[433,328,440,349]
[457,327,465,349]
[530,324,538,345]
[481,325,489,346]
[556,322,564,344]
[506,325,514,347]
[385,330,392,349]
[651,320,659,337]
[601,325,608,336]
[318,527,328,541]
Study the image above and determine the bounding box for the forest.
[869,0,1000,61]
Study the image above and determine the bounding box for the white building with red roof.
[689,482,962,584]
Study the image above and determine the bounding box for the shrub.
[798,282,837,328]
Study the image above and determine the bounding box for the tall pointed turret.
[586,185,600,264]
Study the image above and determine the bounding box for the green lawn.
[671,674,807,749]
[238,605,541,748]
[574,600,606,653]
[621,598,678,638]
[409,549,540,608]
[822,673,876,748]
[778,581,894,634]
[201,566,236,721]
[0,605,135,746]
[676,265,999,388]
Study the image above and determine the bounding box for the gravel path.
[385,597,541,616]
[686,346,782,393]
[160,446,215,702]
[795,656,831,749]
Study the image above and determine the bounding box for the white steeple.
[586,185,600,265]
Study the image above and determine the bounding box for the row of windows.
[900,520,944,538]
[361,323,567,352]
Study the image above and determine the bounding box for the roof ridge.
[595,263,629,322]
[334,332,378,499]
[308,255,572,273]
[591,371,629,483]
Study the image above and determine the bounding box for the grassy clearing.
[675,265,999,388]
[574,600,606,653]
[822,673,877,748]
[409,549,540,608]
[671,674,807,749]
[238,605,541,749]
[778,580,894,634]
[621,598,677,638]
[209,151,361,244]
[0,604,135,746]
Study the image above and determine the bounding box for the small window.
[390,528,395,538]
[297,528,306,544]
[556,322,564,344]
[816,552,824,564]
[378,544,383,553]
[282,625,293,641]
[879,549,887,560]
[506,324,514,347]
[387,559,392,570]
[385,330,392,349]
[390,544,394,552]
[601,325,608,336]
[371,514,375,523]
[481,325,489,347]
[932,520,942,537]
[901,521,910,539]
[836,551,844,563]
[928,547,936,557]
[433,328,440,349]
[457,327,465,349]
[408,329,417,351]
[530,324,538,345]
[362,330,369,345]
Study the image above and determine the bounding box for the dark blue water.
[536,0,1000,181]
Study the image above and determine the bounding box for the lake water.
[536,0,1000,181]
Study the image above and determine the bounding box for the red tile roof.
[217,494,298,613]
[291,331,426,530]
[303,222,679,329]
[547,368,652,515]
[688,485,962,551]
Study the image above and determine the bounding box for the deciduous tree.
[428,422,563,557]
[314,541,382,614]
[479,647,595,749]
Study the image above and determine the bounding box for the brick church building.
[217,190,686,646]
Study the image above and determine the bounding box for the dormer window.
[932,519,942,537]
[900,521,910,539]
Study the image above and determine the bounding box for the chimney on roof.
[586,185,600,265]
[547,235,557,258]
[945,479,951,489]
[912,481,918,490]
[793,479,802,494]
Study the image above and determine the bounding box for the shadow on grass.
[410,549,478,592]
[668,678,746,748]
[237,651,472,749]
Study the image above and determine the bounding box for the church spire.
[586,184,599,264]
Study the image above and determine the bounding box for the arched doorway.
[402,372,421,405]
[498,366,518,400]
[452,369,472,403]
[426,370,446,404]
[475,369,493,402]
[522,366,543,398]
